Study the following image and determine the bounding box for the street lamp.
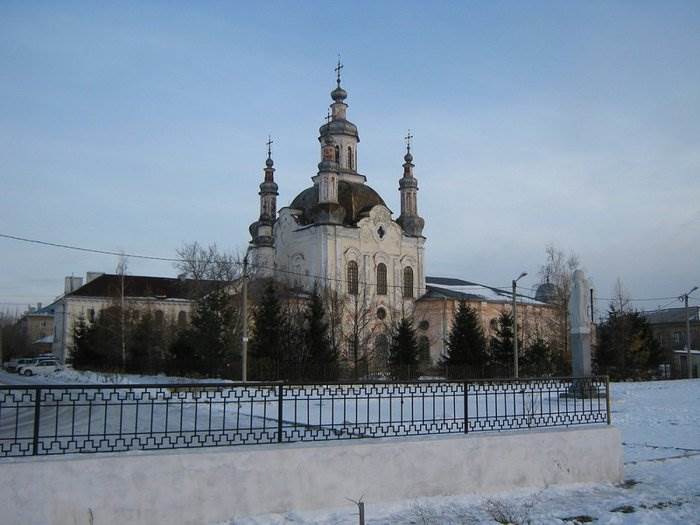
[681,286,698,379]
[512,272,528,379]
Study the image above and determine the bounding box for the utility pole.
[681,286,698,379]
[241,256,249,382]
[512,272,527,378]
[117,255,128,370]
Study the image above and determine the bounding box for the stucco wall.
[0,426,622,525]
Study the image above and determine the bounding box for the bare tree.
[538,244,581,372]
[343,284,376,379]
[175,242,242,284]
[612,277,631,313]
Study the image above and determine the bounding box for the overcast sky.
[1,1,699,314]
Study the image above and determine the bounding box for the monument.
[567,269,596,397]
[569,269,592,377]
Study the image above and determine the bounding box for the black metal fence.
[0,377,610,458]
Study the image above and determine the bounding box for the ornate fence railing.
[0,377,610,457]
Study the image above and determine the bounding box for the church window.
[155,310,164,325]
[178,311,187,328]
[376,263,387,295]
[335,145,340,163]
[403,267,414,298]
[347,146,353,169]
[376,306,387,320]
[347,261,359,296]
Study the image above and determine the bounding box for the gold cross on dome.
[266,135,273,157]
[405,129,413,149]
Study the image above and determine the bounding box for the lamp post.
[681,286,698,379]
[512,272,528,379]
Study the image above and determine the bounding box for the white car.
[17,359,63,376]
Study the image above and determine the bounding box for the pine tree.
[250,280,284,379]
[440,300,488,378]
[594,306,662,380]
[489,311,514,375]
[303,289,338,380]
[521,336,552,377]
[170,288,240,378]
[388,317,420,380]
[69,315,98,369]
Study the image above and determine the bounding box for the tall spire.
[250,136,279,246]
[398,130,424,237]
[318,58,363,182]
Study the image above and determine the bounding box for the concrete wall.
[0,426,622,525]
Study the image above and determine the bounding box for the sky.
[1,1,699,315]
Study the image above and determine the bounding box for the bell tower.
[397,130,425,237]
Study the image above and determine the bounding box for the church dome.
[290,181,388,226]
[535,282,557,304]
[319,119,359,139]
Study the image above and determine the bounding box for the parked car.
[17,359,64,376]
[3,357,39,373]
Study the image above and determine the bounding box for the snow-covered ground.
[216,380,700,525]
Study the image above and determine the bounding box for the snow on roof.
[33,335,54,344]
[424,276,547,305]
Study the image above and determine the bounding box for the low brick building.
[414,277,555,365]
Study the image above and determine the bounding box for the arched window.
[376,263,387,295]
[154,310,164,325]
[403,267,414,298]
[334,145,340,163]
[177,311,187,328]
[347,146,353,170]
[347,261,359,296]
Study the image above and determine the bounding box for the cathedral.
[247,67,426,351]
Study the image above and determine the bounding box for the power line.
[0,233,180,262]
[1,232,695,304]
[1,232,525,298]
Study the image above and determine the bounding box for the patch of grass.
[561,516,596,523]
[483,498,533,525]
[619,479,639,489]
[610,505,635,514]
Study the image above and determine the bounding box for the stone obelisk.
[569,269,592,378]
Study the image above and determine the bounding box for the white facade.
[50,274,197,363]
[247,74,427,358]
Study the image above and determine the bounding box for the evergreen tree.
[388,317,420,380]
[440,300,488,378]
[489,311,514,375]
[69,308,122,371]
[302,289,338,380]
[521,336,552,377]
[170,288,240,378]
[250,280,284,379]
[595,306,662,380]
[128,312,169,374]
[69,315,99,369]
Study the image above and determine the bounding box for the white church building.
[247,69,426,354]
[246,67,553,366]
